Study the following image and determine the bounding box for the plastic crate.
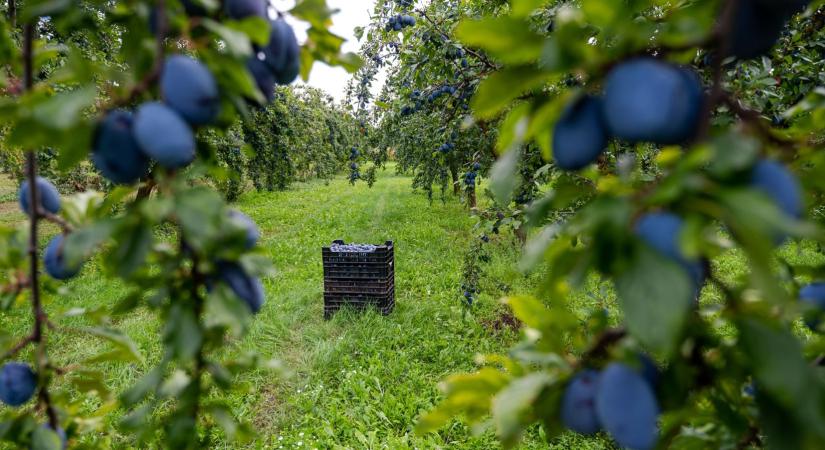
[322,240,395,318]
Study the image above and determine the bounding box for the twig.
[581,327,628,363]
[0,334,35,361]
[22,19,59,432]
[109,0,167,109]
[38,209,73,233]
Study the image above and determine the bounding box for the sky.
[272,0,379,104]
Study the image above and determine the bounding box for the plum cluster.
[445,47,465,59]
[385,14,416,31]
[427,85,456,102]
[553,58,703,172]
[438,142,454,153]
[562,361,659,450]
[330,243,378,253]
[94,12,299,184]
[463,171,477,187]
[349,147,361,182]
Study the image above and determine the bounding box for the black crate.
[322,240,395,318]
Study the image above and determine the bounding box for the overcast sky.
[272,0,379,104]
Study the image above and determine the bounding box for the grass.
[0,169,612,449]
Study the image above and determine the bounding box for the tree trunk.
[449,165,459,195]
[468,186,477,209]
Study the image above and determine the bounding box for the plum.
[595,363,659,450]
[44,235,83,280]
[160,55,220,125]
[0,362,36,407]
[92,110,150,184]
[561,370,602,435]
[224,0,267,20]
[750,159,802,219]
[217,261,265,313]
[134,102,196,169]
[635,212,706,289]
[18,176,60,217]
[263,18,300,85]
[247,56,276,102]
[799,282,825,331]
[603,58,703,145]
[552,95,609,171]
[228,210,259,250]
[729,1,788,60]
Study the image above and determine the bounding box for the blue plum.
[552,95,609,171]
[750,159,802,219]
[18,176,61,217]
[603,58,703,145]
[161,55,220,125]
[595,363,659,450]
[228,210,259,250]
[799,282,825,331]
[44,235,83,280]
[561,370,602,435]
[0,362,37,407]
[224,0,267,20]
[217,261,265,313]
[134,102,196,169]
[92,110,150,184]
[263,18,300,85]
[247,56,276,102]
[635,212,706,289]
[729,1,808,60]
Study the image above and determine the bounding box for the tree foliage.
[354,0,825,449]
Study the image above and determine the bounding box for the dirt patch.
[481,308,521,334]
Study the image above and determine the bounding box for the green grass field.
[0,169,615,449]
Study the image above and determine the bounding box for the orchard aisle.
[0,169,606,449]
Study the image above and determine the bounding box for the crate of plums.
[322,240,395,318]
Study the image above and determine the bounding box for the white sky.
[272,0,380,104]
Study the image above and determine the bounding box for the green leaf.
[455,17,545,64]
[491,372,553,448]
[32,85,97,130]
[121,366,164,407]
[614,245,693,357]
[489,147,521,205]
[30,425,62,450]
[164,304,203,361]
[471,66,549,119]
[64,220,114,268]
[81,327,144,364]
[109,221,152,279]
[202,19,253,57]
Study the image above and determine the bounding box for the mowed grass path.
[2,170,609,449]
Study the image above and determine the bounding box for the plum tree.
[603,58,703,145]
[133,102,196,169]
[228,210,260,250]
[18,176,60,216]
[560,370,601,435]
[43,235,83,281]
[92,110,150,184]
[224,0,267,20]
[263,18,301,85]
[552,95,609,171]
[160,55,220,126]
[750,159,803,219]
[635,212,706,289]
[595,363,659,450]
[800,282,825,331]
[0,363,37,407]
[216,261,265,314]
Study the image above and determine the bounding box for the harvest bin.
[322,240,395,318]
